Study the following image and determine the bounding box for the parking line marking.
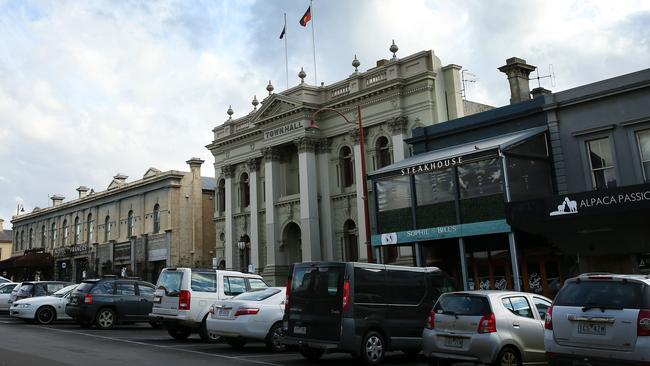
[39,327,283,366]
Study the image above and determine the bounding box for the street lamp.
[309,105,374,263]
[238,236,249,272]
[237,237,246,251]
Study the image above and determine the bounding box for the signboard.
[53,243,90,258]
[371,219,511,246]
[264,121,304,140]
[113,242,132,262]
[400,156,463,176]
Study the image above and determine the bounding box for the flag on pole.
[279,24,286,39]
[299,6,311,26]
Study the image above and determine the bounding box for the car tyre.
[299,345,325,361]
[35,306,56,325]
[494,346,522,366]
[225,338,247,349]
[95,308,117,330]
[361,331,385,365]
[167,326,192,340]
[198,316,220,343]
[265,322,286,352]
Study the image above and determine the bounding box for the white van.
[149,267,268,342]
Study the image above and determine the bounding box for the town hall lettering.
[400,156,463,175]
[264,121,304,139]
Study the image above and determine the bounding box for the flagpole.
[284,12,289,90]
[310,0,317,85]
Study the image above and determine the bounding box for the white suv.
[544,274,650,365]
[149,267,268,342]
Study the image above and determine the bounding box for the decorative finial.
[266,80,274,95]
[252,95,259,111]
[227,105,234,120]
[352,54,360,72]
[390,39,399,60]
[298,67,306,84]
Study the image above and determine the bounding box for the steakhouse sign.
[400,156,463,175]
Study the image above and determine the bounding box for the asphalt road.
[0,312,432,366]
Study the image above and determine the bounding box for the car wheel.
[361,331,385,365]
[95,308,116,330]
[35,306,56,325]
[198,316,220,343]
[299,345,325,361]
[225,338,247,349]
[265,322,286,352]
[167,326,192,340]
[494,346,522,366]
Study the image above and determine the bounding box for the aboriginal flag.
[299,6,311,26]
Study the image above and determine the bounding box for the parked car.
[544,273,650,365]
[282,262,457,365]
[423,290,552,366]
[65,276,156,329]
[0,283,19,310]
[10,284,78,324]
[207,287,286,351]
[9,281,72,304]
[149,267,268,342]
[0,276,11,283]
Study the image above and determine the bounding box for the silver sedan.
[423,290,552,366]
[206,287,286,352]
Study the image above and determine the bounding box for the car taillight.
[425,309,436,330]
[285,277,292,310]
[342,280,350,313]
[234,308,259,316]
[638,309,650,336]
[478,312,496,333]
[545,306,554,330]
[84,294,93,305]
[179,290,191,310]
[209,304,215,315]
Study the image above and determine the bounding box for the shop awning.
[14,252,53,268]
[369,126,547,178]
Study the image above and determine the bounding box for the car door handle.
[512,322,520,328]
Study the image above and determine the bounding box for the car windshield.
[554,280,646,309]
[74,282,96,293]
[53,284,77,297]
[17,284,34,295]
[233,288,282,301]
[434,294,491,316]
[157,271,183,295]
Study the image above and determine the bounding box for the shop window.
[104,216,111,242]
[376,176,412,233]
[415,168,456,228]
[340,146,354,187]
[458,158,505,223]
[586,137,616,189]
[62,220,68,245]
[51,222,57,247]
[217,179,225,215]
[240,173,250,209]
[127,210,134,238]
[153,204,160,233]
[87,214,93,243]
[636,129,650,182]
[376,136,391,169]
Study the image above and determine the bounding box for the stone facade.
[207,49,492,285]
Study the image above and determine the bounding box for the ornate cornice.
[262,147,281,162]
[247,158,260,172]
[295,137,318,153]
[222,164,234,178]
[387,115,409,135]
[316,138,332,154]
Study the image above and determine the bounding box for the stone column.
[296,137,321,261]
[316,139,335,260]
[222,164,235,270]
[247,158,261,272]
[350,128,368,261]
[388,116,409,162]
[262,147,283,283]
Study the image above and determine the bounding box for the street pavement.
[0,312,434,366]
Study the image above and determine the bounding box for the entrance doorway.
[74,257,89,283]
[343,220,358,261]
[282,222,302,265]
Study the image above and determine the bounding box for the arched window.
[74,216,81,244]
[376,136,391,169]
[41,225,46,248]
[51,222,57,247]
[340,146,354,187]
[153,204,160,233]
[127,210,134,238]
[240,173,250,209]
[29,228,33,249]
[87,213,93,243]
[104,216,111,242]
[62,219,68,245]
[217,179,225,215]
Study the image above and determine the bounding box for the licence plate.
[577,322,606,336]
[153,296,161,304]
[294,326,306,335]
[443,336,463,348]
[217,308,230,317]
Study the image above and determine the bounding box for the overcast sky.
[1,0,649,228]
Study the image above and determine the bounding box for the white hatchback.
[207,287,286,352]
[544,274,650,365]
[10,284,77,324]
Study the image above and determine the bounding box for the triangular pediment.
[250,94,304,124]
[143,167,162,179]
[107,180,121,190]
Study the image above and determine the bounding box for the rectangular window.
[376,176,413,233]
[224,276,247,296]
[191,272,216,292]
[458,158,505,223]
[415,168,456,228]
[636,129,650,182]
[586,137,616,189]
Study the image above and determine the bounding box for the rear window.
[157,270,183,295]
[191,272,216,292]
[45,283,65,294]
[74,282,95,293]
[434,294,491,316]
[234,288,281,301]
[17,284,34,295]
[91,282,115,295]
[554,280,647,309]
[292,266,343,300]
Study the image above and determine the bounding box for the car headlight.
[16,303,31,308]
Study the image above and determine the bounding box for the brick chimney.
[498,57,536,104]
[51,194,65,207]
[77,186,90,199]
